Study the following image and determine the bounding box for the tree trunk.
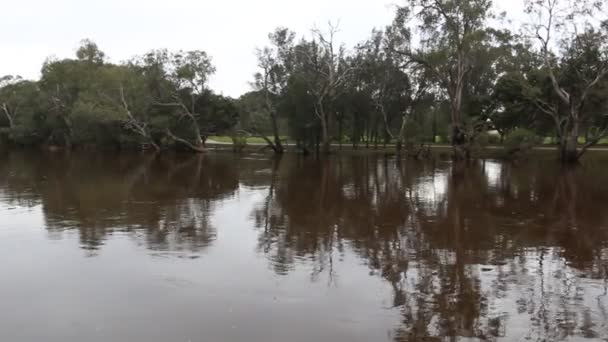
[432,111,437,144]
[183,112,205,150]
[451,123,469,160]
[320,111,331,154]
[125,124,159,153]
[60,114,73,148]
[560,120,579,163]
[396,112,409,156]
[1,104,14,129]
[338,118,342,150]
[166,129,206,153]
[149,141,161,153]
[270,112,284,154]
[396,139,403,156]
[372,124,378,150]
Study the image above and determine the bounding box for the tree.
[366,23,433,153]
[168,50,216,152]
[0,76,47,144]
[76,39,106,65]
[138,49,216,152]
[0,76,26,130]
[252,28,295,154]
[525,0,608,162]
[281,70,318,153]
[94,64,161,151]
[39,41,108,147]
[397,0,498,159]
[490,39,542,141]
[297,23,356,153]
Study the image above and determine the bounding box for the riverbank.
[3,138,608,163]
[205,139,608,161]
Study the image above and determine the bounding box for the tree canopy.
[2,2,608,162]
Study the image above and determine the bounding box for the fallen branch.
[166,129,206,153]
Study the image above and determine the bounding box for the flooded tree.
[251,28,296,154]
[395,0,499,159]
[296,23,356,153]
[525,0,608,162]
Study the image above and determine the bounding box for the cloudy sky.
[1,0,525,97]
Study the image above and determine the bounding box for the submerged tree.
[94,64,161,151]
[252,27,296,154]
[142,49,216,152]
[396,0,500,159]
[297,23,356,153]
[364,20,433,154]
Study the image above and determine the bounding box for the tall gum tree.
[396,0,497,159]
[252,28,296,154]
[525,0,608,163]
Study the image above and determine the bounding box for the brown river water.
[0,151,607,341]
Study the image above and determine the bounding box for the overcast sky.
[1,0,525,98]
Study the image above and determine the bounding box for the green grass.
[208,135,293,144]
[541,137,608,145]
[207,136,235,143]
[209,135,608,146]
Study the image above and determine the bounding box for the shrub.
[504,128,541,155]
[475,132,491,147]
[487,134,502,145]
[230,130,248,152]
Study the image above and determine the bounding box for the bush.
[504,128,541,155]
[474,132,491,147]
[470,131,494,158]
[488,134,502,145]
[230,130,248,152]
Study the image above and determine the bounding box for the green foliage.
[474,132,491,147]
[0,41,238,151]
[3,2,608,159]
[237,91,272,132]
[70,100,122,147]
[229,129,248,152]
[504,128,541,155]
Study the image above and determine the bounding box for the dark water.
[1,151,607,342]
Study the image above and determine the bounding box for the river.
[0,151,607,341]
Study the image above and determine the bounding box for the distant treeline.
[1,0,607,162]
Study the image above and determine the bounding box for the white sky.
[0,0,525,98]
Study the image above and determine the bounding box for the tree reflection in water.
[0,151,240,254]
[0,151,606,340]
[252,155,608,340]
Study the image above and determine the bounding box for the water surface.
[1,151,607,341]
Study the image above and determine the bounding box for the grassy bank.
[205,137,608,163]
